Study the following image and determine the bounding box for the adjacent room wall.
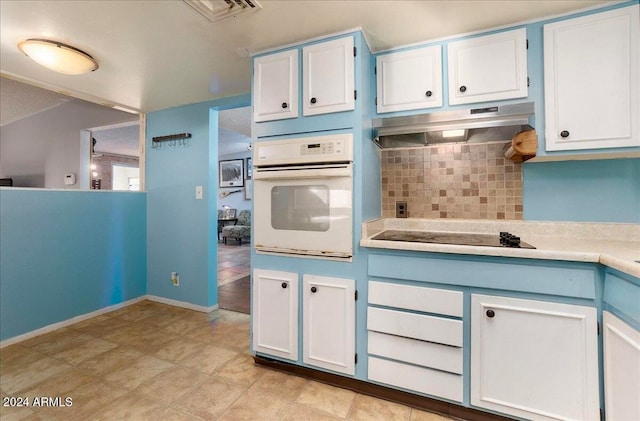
[0,188,147,341]
[0,99,137,189]
[218,150,252,213]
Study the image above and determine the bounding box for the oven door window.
[271,185,330,231]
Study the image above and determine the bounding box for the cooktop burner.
[371,230,535,249]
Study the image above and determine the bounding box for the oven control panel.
[254,133,353,166]
[300,141,343,157]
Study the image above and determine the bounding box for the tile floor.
[217,242,250,287]
[0,301,454,421]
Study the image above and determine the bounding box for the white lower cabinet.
[367,281,464,402]
[603,311,640,421]
[471,294,599,420]
[303,275,356,375]
[252,269,298,361]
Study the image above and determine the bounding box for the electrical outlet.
[195,186,203,200]
[171,272,179,286]
[396,201,408,218]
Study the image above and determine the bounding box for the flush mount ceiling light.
[17,39,99,75]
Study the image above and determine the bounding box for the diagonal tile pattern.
[0,301,455,421]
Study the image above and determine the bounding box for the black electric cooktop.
[371,230,536,249]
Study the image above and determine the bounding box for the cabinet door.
[303,37,355,116]
[471,294,599,421]
[303,274,355,375]
[253,49,298,122]
[252,269,298,361]
[448,28,528,105]
[544,5,639,151]
[376,45,443,113]
[603,311,640,421]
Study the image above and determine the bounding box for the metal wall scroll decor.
[151,132,192,150]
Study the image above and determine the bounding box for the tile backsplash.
[381,141,523,220]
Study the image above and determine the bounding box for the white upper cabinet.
[544,5,639,151]
[253,49,299,122]
[376,46,443,113]
[447,28,528,105]
[303,37,355,116]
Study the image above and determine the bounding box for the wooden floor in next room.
[217,241,251,314]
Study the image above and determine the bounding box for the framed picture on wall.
[219,159,244,187]
[246,157,252,178]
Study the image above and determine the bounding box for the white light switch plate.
[195,185,203,200]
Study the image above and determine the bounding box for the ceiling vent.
[183,0,262,22]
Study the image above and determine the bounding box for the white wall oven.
[253,133,353,260]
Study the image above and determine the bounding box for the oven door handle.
[253,164,352,180]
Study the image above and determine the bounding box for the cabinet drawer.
[369,281,462,317]
[369,356,463,402]
[367,307,462,347]
[368,331,462,374]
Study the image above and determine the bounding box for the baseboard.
[145,295,218,313]
[0,296,146,349]
[254,355,512,421]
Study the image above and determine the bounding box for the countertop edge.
[360,219,640,278]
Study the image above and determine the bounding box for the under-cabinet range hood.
[373,102,534,148]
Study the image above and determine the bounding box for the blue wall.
[523,158,640,222]
[0,188,147,341]
[145,94,250,308]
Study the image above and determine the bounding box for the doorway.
[81,120,142,190]
[216,106,252,314]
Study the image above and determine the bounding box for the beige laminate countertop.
[361,218,640,278]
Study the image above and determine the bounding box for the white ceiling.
[0,0,613,114]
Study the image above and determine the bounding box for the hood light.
[441,129,467,138]
[17,39,99,75]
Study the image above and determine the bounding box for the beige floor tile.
[0,356,70,395]
[177,344,237,374]
[34,379,126,421]
[17,328,73,348]
[104,354,174,389]
[157,316,207,335]
[152,336,207,363]
[347,394,411,421]
[0,404,42,421]
[71,317,131,338]
[52,337,117,365]
[249,370,309,402]
[99,323,150,345]
[282,403,345,421]
[91,392,168,421]
[218,390,293,421]
[171,377,245,419]
[213,353,267,387]
[123,329,178,354]
[0,346,45,375]
[135,365,207,405]
[296,380,357,418]
[146,407,200,421]
[140,312,185,330]
[68,314,112,331]
[20,367,97,398]
[75,346,144,377]
[24,330,93,356]
[410,408,454,421]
